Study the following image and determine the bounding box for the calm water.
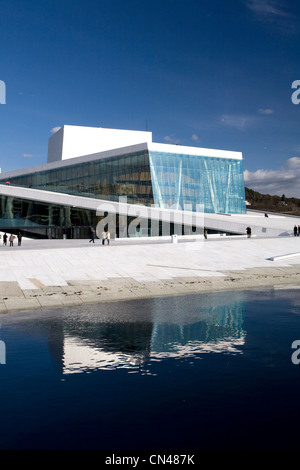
[0,288,300,451]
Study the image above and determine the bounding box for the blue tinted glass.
[149,151,246,214]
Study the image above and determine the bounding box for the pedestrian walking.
[9,234,15,246]
[3,233,7,245]
[246,226,251,238]
[294,225,298,236]
[89,229,95,243]
[298,225,300,237]
[17,232,22,246]
[106,230,110,245]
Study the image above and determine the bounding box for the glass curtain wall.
[0,150,246,216]
[149,151,246,214]
[0,150,154,206]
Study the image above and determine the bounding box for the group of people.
[89,228,110,245]
[293,225,300,236]
[1,232,23,246]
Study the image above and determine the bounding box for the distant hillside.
[245,187,300,216]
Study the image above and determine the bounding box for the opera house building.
[0,126,246,239]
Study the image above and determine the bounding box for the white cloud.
[286,157,300,169]
[50,126,61,134]
[191,134,200,142]
[164,135,180,145]
[22,153,33,158]
[220,109,275,130]
[244,0,297,33]
[244,157,300,197]
[258,108,274,115]
[220,114,256,130]
[245,0,290,18]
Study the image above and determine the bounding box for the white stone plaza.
[0,229,300,313]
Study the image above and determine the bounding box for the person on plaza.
[298,225,300,237]
[106,230,110,245]
[9,234,15,246]
[89,229,95,243]
[17,232,22,246]
[294,225,298,236]
[246,226,251,238]
[3,233,7,245]
[101,230,106,245]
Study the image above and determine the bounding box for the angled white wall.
[47,125,152,163]
[47,127,64,163]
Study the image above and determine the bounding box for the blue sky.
[0,0,300,196]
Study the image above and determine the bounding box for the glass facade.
[0,150,154,206]
[0,149,246,214]
[149,151,246,214]
[0,146,246,237]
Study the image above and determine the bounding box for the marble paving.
[0,235,300,313]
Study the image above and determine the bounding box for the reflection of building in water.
[63,322,153,374]
[60,297,246,375]
[150,303,245,358]
[63,336,145,374]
